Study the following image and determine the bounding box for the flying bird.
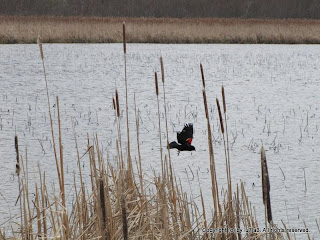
[169,124,195,151]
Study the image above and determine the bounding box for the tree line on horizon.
[1,0,320,19]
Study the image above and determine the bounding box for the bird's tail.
[169,141,179,149]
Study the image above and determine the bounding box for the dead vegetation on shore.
[1,16,320,44]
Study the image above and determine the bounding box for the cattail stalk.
[114,90,124,167]
[39,169,47,238]
[122,22,132,182]
[57,96,70,238]
[200,63,220,215]
[37,35,63,207]
[15,135,23,237]
[221,86,231,188]
[134,94,144,197]
[160,56,178,227]
[155,72,163,176]
[217,96,234,233]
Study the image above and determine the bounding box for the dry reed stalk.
[217,96,235,235]
[34,182,42,237]
[37,36,64,226]
[14,135,23,237]
[221,86,232,193]
[200,63,220,217]
[160,57,178,231]
[38,169,47,238]
[24,149,33,239]
[154,72,163,177]
[72,119,88,239]
[114,90,124,168]
[200,188,208,239]
[236,185,241,240]
[56,96,70,239]
[73,172,81,236]
[19,155,28,239]
[87,141,103,237]
[303,220,311,240]
[121,194,128,240]
[221,86,232,196]
[122,22,133,187]
[160,57,170,154]
[134,94,144,199]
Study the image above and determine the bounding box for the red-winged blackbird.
[169,124,195,151]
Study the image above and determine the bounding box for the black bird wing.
[177,124,193,144]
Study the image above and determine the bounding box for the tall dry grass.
[1,16,320,43]
[0,27,310,239]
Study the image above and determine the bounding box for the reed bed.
[0,28,306,240]
[1,16,320,44]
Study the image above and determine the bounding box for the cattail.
[37,35,44,60]
[122,22,126,55]
[202,90,208,119]
[121,194,128,240]
[216,98,224,134]
[261,146,272,223]
[15,135,20,176]
[154,72,159,96]
[112,97,116,110]
[160,57,164,83]
[115,90,120,118]
[99,179,107,237]
[222,85,226,113]
[200,63,205,89]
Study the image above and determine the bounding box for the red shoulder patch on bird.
[186,138,192,144]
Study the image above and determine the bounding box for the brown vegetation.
[0,28,313,239]
[1,16,320,44]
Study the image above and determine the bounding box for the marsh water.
[1,43,320,238]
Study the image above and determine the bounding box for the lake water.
[1,43,320,238]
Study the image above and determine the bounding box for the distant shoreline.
[1,16,320,44]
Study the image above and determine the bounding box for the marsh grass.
[0,31,310,240]
[2,16,320,44]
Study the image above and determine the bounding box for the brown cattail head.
[261,146,272,223]
[122,22,126,54]
[15,135,20,175]
[216,98,224,134]
[154,72,159,96]
[200,63,205,89]
[37,35,44,60]
[222,85,226,113]
[160,57,164,83]
[99,179,106,226]
[115,90,120,118]
[202,90,208,119]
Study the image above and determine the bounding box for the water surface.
[0,43,320,237]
